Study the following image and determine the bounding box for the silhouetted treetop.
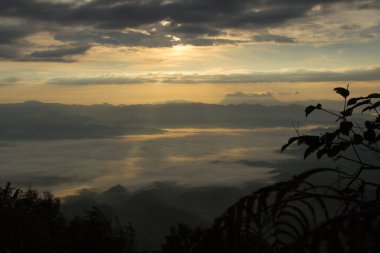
[0,183,135,253]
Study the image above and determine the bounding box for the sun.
[170,44,192,57]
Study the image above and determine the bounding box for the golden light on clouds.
[0,0,379,104]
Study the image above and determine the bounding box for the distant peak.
[23,100,44,104]
[221,91,283,106]
[104,184,128,194]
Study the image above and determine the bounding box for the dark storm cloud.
[0,0,376,62]
[0,24,36,60]
[0,29,91,62]
[9,44,93,62]
[0,44,21,59]
[30,45,91,58]
[54,30,174,47]
[54,29,243,47]
[0,0,366,51]
[179,38,244,46]
[0,0,343,28]
[0,25,34,44]
[169,25,222,37]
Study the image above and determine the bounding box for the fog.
[0,102,348,249]
[0,128,312,195]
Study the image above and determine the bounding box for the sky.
[1,2,379,245]
[0,0,380,104]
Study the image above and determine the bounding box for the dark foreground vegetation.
[0,184,135,253]
[1,87,379,252]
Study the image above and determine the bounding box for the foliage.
[0,183,135,253]
[66,207,135,253]
[281,86,380,186]
[0,183,65,253]
[190,87,380,252]
[161,223,204,253]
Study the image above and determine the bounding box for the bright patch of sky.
[0,0,379,103]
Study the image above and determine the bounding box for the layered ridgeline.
[0,100,337,140]
[221,91,345,109]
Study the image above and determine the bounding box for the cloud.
[0,25,34,44]
[30,45,91,58]
[50,76,156,85]
[278,91,300,96]
[0,35,91,62]
[358,1,380,9]
[159,68,380,84]
[253,33,296,43]
[169,24,222,36]
[23,44,91,62]
[46,66,380,85]
[54,30,174,48]
[163,67,380,83]
[340,24,361,30]
[0,77,20,85]
[0,0,375,53]
[0,44,23,59]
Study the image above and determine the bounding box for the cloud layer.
[49,66,380,85]
[0,0,379,61]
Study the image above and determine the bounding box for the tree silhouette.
[0,183,65,253]
[0,183,135,253]
[190,87,380,253]
[66,207,135,253]
[161,223,204,253]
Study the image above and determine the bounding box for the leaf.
[328,142,351,157]
[317,148,328,159]
[352,134,363,145]
[365,121,373,130]
[298,135,320,146]
[305,105,316,117]
[364,130,376,144]
[372,101,380,109]
[304,145,319,159]
[339,121,353,136]
[362,102,380,113]
[362,105,372,113]
[273,221,301,237]
[376,134,380,143]
[347,97,364,106]
[367,93,380,99]
[349,99,371,110]
[334,87,350,98]
[281,136,299,153]
[320,130,339,144]
[341,108,353,117]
